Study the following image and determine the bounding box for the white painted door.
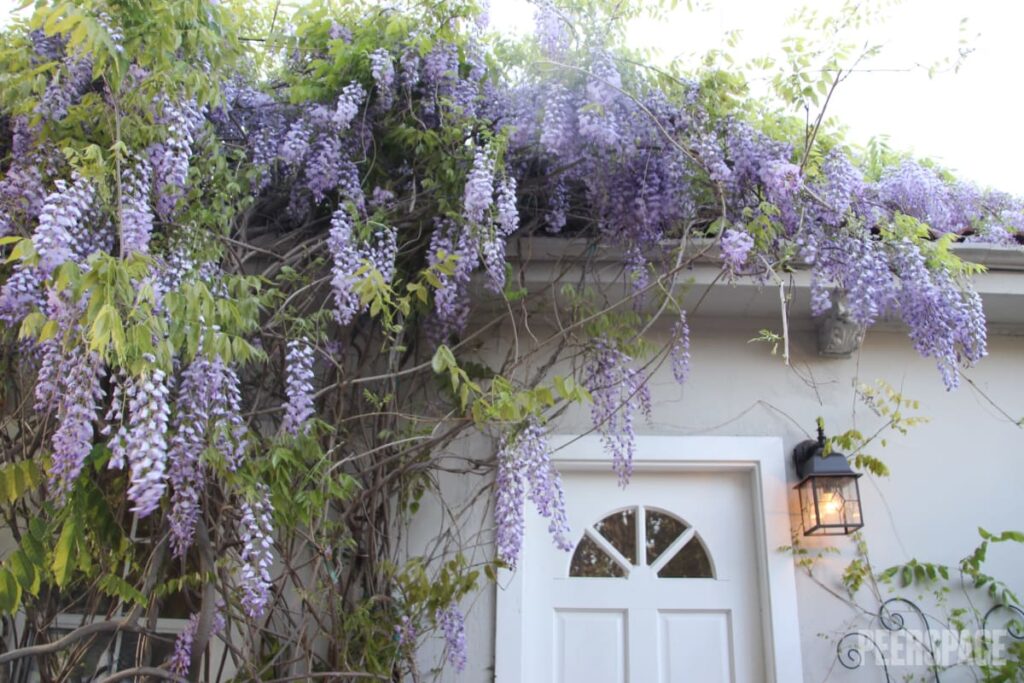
[518,468,767,683]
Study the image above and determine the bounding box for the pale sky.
[489,0,1024,194]
[2,0,1022,194]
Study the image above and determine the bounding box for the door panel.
[659,610,733,683]
[521,469,766,682]
[554,610,626,683]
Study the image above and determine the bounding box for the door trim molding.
[494,434,804,682]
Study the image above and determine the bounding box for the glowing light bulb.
[820,490,842,519]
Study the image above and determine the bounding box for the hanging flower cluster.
[494,418,572,569]
[168,607,226,677]
[327,206,398,326]
[238,485,275,619]
[435,601,468,673]
[282,338,315,435]
[168,354,248,556]
[584,340,653,486]
[104,365,173,517]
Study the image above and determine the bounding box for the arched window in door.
[568,506,714,578]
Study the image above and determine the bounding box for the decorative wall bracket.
[835,598,1024,682]
[817,291,866,358]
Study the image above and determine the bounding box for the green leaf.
[0,568,21,614]
[0,460,43,504]
[97,573,148,607]
[9,550,40,596]
[52,517,80,588]
[431,345,449,374]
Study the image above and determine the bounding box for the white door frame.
[494,434,804,682]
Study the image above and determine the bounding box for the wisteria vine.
[0,0,1020,679]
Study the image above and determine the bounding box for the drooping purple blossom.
[435,601,467,673]
[168,354,247,556]
[47,346,104,501]
[479,176,519,292]
[31,174,95,276]
[463,146,495,226]
[369,48,395,109]
[877,160,955,234]
[494,418,572,569]
[103,365,172,517]
[328,207,362,325]
[540,84,578,158]
[120,155,155,255]
[369,186,396,212]
[279,119,312,167]
[282,338,315,435]
[394,615,417,647]
[327,207,398,325]
[815,148,864,227]
[168,606,226,676]
[0,265,44,325]
[238,485,274,619]
[545,178,568,233]
[584,340,652,486]
[149,99,204,220]
[168,613,199,676]
[36,55,93,122]
[534,1,570,56]
[890,240,987,389]
[333,82,366,131]
[577,52,622,149]
[720,228,755,272]
[670,310,691,385]
[427,220,476,342]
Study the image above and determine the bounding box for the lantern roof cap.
[793,426,861,481]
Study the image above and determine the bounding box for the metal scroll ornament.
[835,598,1024,681]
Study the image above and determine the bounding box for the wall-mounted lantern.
[793,425,864,536]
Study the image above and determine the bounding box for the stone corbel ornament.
[817,291,866,358]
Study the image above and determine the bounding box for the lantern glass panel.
[798,475,863,535]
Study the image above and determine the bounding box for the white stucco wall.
[407,306,1024,681]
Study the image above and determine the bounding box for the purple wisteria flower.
[394,615,417,647]
[327,207,398,325]
[435,601,467,673]
[168,354,247,556]
[103,365,172,517]
[333,82,366,131]
[427,220,476,342]
[584,340,652,486]
[32,174,95,276]
[463,146,495,226]
[670,310,691,385]
[495,418,572,568]
[168,607,226,676]
[369,48,395,109]
[282,338,315,435]
[238,485,274,619]
[720,228,755,272]
[279,119,312,167]
[149,99,204,220]
[328,207,362,325]
[47,345,104,501]
[534,1,569,56]
[120,155,155,255]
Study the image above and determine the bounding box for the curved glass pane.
[644,509,688,565]
[657,538,713,578]
[594,508,637,565]
[569,535,627,577]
